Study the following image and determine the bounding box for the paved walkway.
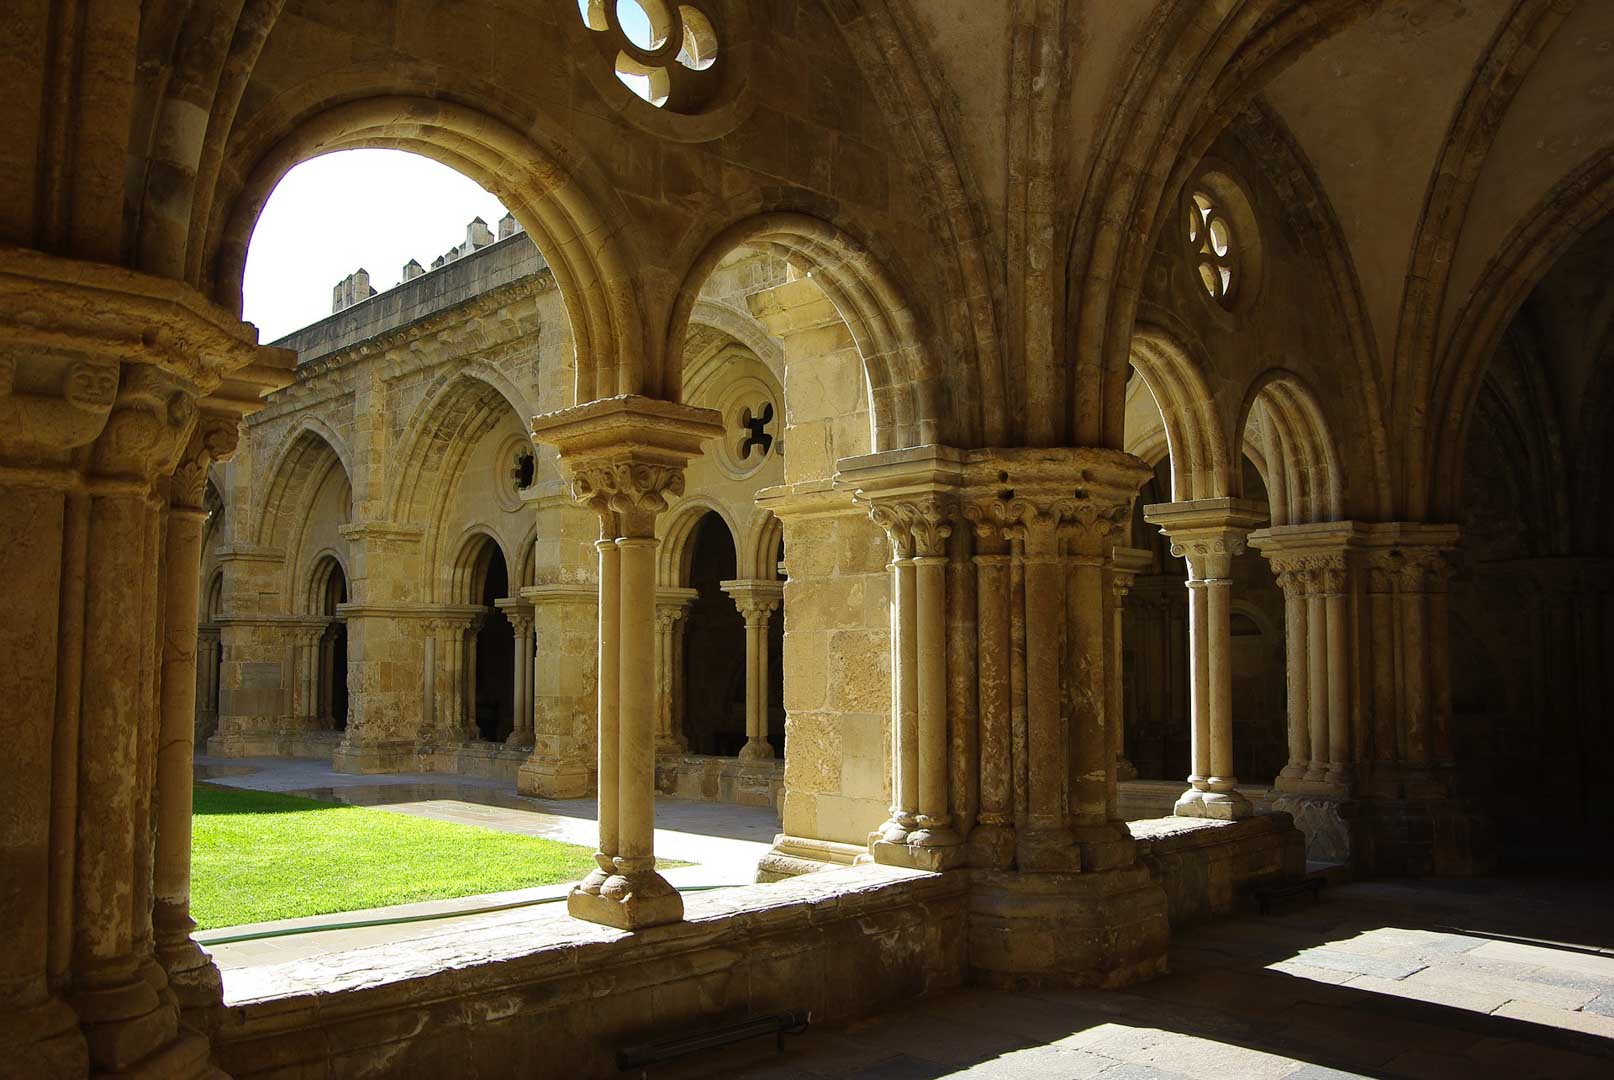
[194,756,778,972]
[666,877,1614,1080]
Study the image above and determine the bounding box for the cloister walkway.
[683,877,1614,1079]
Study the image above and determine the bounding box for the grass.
[190,784,606,930]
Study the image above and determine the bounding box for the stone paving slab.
[694,878,1614,1079]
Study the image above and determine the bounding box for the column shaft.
[913,555,952,840]
[1185,580,1212,789]
[1280,580,1309,781]
[1325,587,1350,783]
[1306,592,1328,781]
[152,503,220,1012]
[614,537,657,871]
[1204,574,1236,786]
[591,540,620,883]
[1069,556,1109,826]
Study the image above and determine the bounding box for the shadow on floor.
[653,879,1614,1080]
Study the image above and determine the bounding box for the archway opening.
[681,512,743,755]
[472,541,516,744]
[318,561,350,731]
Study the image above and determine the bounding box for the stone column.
[841,447,967,872]
[721,580,785,762]
[194,627,221,747]
[1270,562,1311,782]
[497,601,535,748]
[1106,547,1153,812]
[653,588,697,755]
[153,416,237,1024]
[534,396,722,931]
[1144,499,1268,820]
[0,249,292,1076]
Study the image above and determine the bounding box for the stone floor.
[193,756,778,971]
[661,877,1614,1080]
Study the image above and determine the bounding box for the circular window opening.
[496,437,536,512]
[578,0,721,111]
[1186,190,1238,306]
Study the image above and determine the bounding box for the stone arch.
[1127,325,1230,503]
[303,549,350,616]
[741,510,785,583]
[388,369,532,525]
[689,299,784,377]
[666,212,947,451]
[1428,149,1614,521]
[659,497,741,589]
[253,423,352,552]
[1235,370,1343,527]
[205,95,640,404]
[447,528,514,607]
[1065,0,1374,448]
[204,569,225,623]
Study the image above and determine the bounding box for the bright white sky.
[243,5,662,343]
[242,149,509,343]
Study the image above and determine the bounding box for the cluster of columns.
[0,247,293,1076]
[652,588,697,754]
[532,396,725,931]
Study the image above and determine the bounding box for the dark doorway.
[682,513,745,755]
[321,563,349,731]
[474,543,515,742]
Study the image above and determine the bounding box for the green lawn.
[190,784,604,930]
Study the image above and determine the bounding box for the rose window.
[576,0,720,112]
[1186,190,1238,306]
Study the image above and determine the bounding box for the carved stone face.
[64,362,119,410]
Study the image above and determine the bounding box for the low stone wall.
[1130,813,1306,927]
[210,865,966,1079]
[655,752,785,809]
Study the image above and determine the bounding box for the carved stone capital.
[721,579,785,623]
[867,495,956,559]
[569,459,687,518]
[170,413,239,510]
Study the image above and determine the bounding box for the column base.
[1116,756,1139,782]
[567,870,684,930]
[756,834,867,881]
[1271,793,1358,865]
[517,755,593,798]
[967,866,1170,990]
[72,966,190,1076]
[1015,825,1084,873]
[0,994,87,1077]
[157,936,223,1030]
[870,834,966,872]
[1174,786,1253,820]
[736,737,776,762]
[965,822,1016,869]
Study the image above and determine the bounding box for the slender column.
[862,489,963,871]
[912,552,955,843]
[1106,548,1150,805]
[1020,520,1074,864]
[1272,565,1311,783]
[1145,501,1266,821]
[612,534,658,874]
[574,536,620,906]
[505,610,534,747]
[1305,588,1329,781]
[464,616,483,739]
[536,396,720,931]
[970,548,1014,865]
[154,420,234,1020]
[724,582,783,762]
[1323,564,1351,785]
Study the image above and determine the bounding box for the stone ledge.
[1130,813,1306,927]
[212,865,965,1079]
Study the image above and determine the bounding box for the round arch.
[659,498,742,588]
[741,510,785,583]
[1127,324,1230,503]
[205,95,641,404]
[304,550,350,616]
[1428,150,1614,520]
[666,212,950,451]
[1235,370,1343,527]
[446,527,514,607]
[253,424,353,550]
